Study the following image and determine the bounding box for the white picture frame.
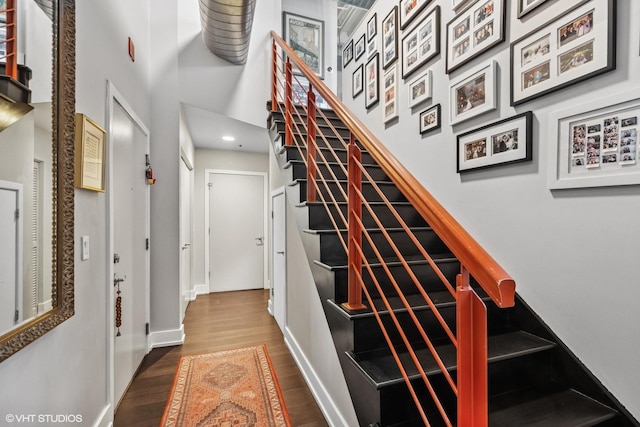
[365,54,380,109]
[548,89,640,189]
[510,0,615,106]
[407,69,432,108]
[449,60,497,125]
[383,64,398,123]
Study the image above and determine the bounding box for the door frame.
[204,169,268,293]
[270,186,287,331]
[179,149,194,317]
[105,81,151,413]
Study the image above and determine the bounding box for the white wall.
[178,0,282,129]
[0,1,152,425]
[341,0,640,420]
[193,149,270,288]
[282,0,339,94]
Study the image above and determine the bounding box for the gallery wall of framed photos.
[338,1,640,421]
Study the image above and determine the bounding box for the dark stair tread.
[314,255,459,271]
[304,226,435,235]
[348,331,556,388]
[329,289,492,320]
[489,386,619,426]
[286,159,382,170]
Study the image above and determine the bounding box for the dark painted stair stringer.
[267,104,639,427]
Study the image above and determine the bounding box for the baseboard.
[92,404,112,427]
[149,325,185,349]
[267,298,274,316]
[284,327,351,427]
[194,284,208,297]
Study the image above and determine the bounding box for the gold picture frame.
[74,113,106,192]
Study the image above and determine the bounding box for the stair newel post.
[456,265,488,427]
[271,39,278,112]
[343,133,367,311]
[284,58,293,147]
[306,85,317,203]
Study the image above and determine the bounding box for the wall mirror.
[0,0,75,362]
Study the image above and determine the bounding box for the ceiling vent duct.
[199,0,257,65]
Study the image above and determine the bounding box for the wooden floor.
[114,289,329,427]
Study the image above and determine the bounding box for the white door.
[0,183,21,335]
[272,189,286,331]
[208,172,266,293]
[180,155,193,318]
[111,95,150,406]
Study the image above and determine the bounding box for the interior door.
[112,98,149,406]
[180,155,193,318]
[0,183,21,334]
[272,189,286,331]
[209,172,265,293]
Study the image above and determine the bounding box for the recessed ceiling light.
[222,135,235,142]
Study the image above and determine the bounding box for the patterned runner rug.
[160,345,292,426]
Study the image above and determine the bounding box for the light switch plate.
[81,236,90,261]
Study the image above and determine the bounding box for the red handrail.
[270,32,516,426]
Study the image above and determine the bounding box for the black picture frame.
[420,104,441,134]
[517,0,550,19]
[401,5,440,79]
[355,34,366,60]
[457,111,533,172]
[399,0,433,30]
[365,53,380,109]
[352,64,364,98]
[382,6,399,70]
[445,0,506,74]
[510,0,616,106]
[367,13,378,42]
[343,39,354,67]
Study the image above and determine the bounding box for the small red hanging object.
[146,165,156,185]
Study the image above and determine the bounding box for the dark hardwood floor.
[114,289,329,427]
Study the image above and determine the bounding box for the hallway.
[114,289,329,426]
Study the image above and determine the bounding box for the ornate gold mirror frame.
[0,0,75,362]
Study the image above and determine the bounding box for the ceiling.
[184,0,374,154]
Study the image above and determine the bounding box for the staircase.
[266,103,638,427]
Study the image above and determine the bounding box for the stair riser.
[307,203,427,229]
[318,229,449,264]
[353,306,457,353]
[333,260,461,303]
[296,180,408,204]
[282,145,376,164]
[269,111,347,131]
[289,161,389,182]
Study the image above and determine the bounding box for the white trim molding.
[149,325,185,349]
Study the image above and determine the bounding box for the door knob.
[276,251,285,255]
[255,236,264,246]
[181,243,191,250]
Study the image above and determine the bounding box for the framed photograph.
[343,39,354,67]
[400,0,433,29]
[382,6,399,69]
[367,37,377,58]
[292,76,330,109]
[383,64,398,123]
[420,104,441,134]
[401,6,440,79]
[74,113,106,192]
[449,60,497,125]
[548,89,640,189]
[352,64,364,98]
[510,0,615,106]
[453,0,474,11]
[355,34,366,60]
[283,12,325,79]
[408,69,432,108]
[518,0,550,18]
[457,111,533,172]
[445,0,505,74]
[367,13,377,42]
[365,54,380,109]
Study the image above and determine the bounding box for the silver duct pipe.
[199,0,257,65]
